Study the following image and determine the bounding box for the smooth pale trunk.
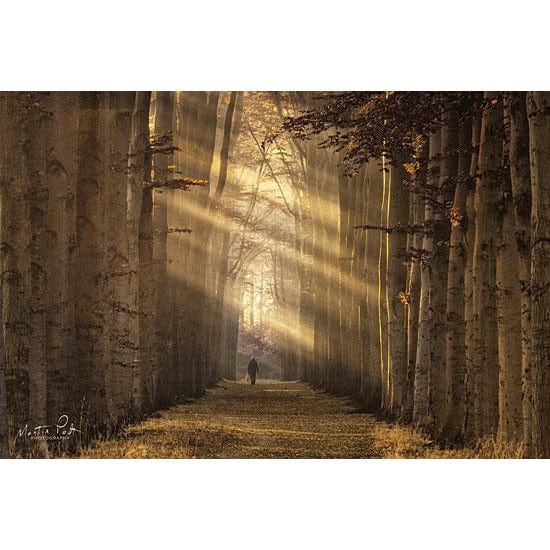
[337,165,352,393]
[308,144,323,387]
[297,164,314,384]
[404,144,427,421]
[496,98,523,443]
[378,158,389,409]
[444,117,472,441]
[364,159,383,409]
[430,114,457,434]
[472,92,501,439]
[413,130,440,427]
[315,149,333,389]
[495,193,523,442]
[351,168,366,396]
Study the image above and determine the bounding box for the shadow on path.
[81,381,438,458]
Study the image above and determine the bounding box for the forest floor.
[79,380,490,459]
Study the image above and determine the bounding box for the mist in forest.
[0,91,549,459]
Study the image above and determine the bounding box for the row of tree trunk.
[296,92,550,457]
[0,91,238,457]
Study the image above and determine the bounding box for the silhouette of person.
[247,357,259,385]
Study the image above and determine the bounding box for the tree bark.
[444,116,472,441]
[75,92,112,434]
[430,112,457,434]
[152,91,175,405]
[463,112,482,439]
[496,96,523,443]
[43,93,79,449]
[105,92,134,420]
[507,92,533,452]
[127,91,151,414]
[526,91,550,457]
[471,92,501,439]
[387,160,409,416]
[0,286,7,457]
[404,143,427,421]
[414,130,440,427]
[364,159,383,409]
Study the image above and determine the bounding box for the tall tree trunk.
[349,167,366,399]
[325,154,341,393]
[404,143,427,421]
[0,286,7,457]
[133,94,156,412]
[24,93,53,456]
[430,112,457,434]
[378,156,390,409]
[364,159,383,409]
[75,92,112,435]
[526,91,550,457]
[387,160,409,415]
[414,130,440,427]
[507,92,533,452]
[298,180,314,384]
[0,96,13,456]
[210,229,231,382]
[213,92,237,200]
[44,93,79,450]
[471,92,501,439]
[463,112,482,439]
[178,92,218,397]
[496,97,523,443]
[128,91,151,414]
[1,93,32,452]
[152,91,175,404]
[444,116,472,441]
[207,92,237,385]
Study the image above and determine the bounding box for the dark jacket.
[247,359,259,374]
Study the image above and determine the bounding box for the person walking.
[247,357,259,385]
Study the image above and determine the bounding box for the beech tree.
[527,92,550,457]
[506,92,533,449]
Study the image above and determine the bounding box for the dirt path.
[81,380,441,458]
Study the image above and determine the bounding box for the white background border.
[1,1,547,547]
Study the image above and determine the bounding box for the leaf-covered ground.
[80,380,517,458]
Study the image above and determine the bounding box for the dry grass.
[79,381,525,459]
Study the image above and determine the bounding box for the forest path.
[80,380,439,458]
